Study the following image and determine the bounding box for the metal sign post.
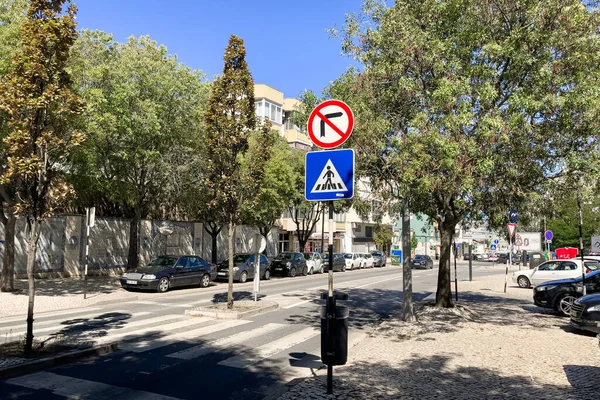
[453,242,458,302]
[251,234,266,302]
[326,201,334,394]
[83,207,95,300]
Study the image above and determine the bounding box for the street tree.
[373,224,393,250]
[70,31,209,269]
[0,0,27,292]
[0,0,84,353]
[332,0,600,307]
[204,35,274,309]
[411,232,418,252]
[241,134,295,240]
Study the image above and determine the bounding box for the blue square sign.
[305,149,354,201]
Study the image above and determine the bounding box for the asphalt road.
[0,260,505,400]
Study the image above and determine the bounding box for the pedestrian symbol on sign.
[311,159,348,193]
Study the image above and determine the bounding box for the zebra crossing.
[0,300,329,399]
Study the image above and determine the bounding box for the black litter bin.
[320,305,349,366]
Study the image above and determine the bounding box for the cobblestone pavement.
[277,274,600,400]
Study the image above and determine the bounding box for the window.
[260,255,268,264]
[256,100,282,123]
[334,212,345,223]
[538,261,560,271]
[188,257,201,267]
[585,261,600,271]
[559,262,577,271]
[176,257,189,268]
[255,101,263,117]
[365,226,374,238]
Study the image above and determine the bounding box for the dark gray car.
[371,251,386,267]
[216,253,271,282]
[411,254,434,269]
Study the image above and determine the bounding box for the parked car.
[362,253,375,268]
[463,253,474,261]
[498,253,520,265]
[303,252,323,274]
[488,253,499,262]
[512,259,600,288]
[321,253,346,272]
[411,254,434,269]
[343,253,363,270]
[121,255,217,293]
[371,251,386,267]
[216,253,271,282]
[271,252,307,277]
[570,292,600,334]
[534,269,600,316]
[475,253,489,261]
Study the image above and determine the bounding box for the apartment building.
[254,84,394,254]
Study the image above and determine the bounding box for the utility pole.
[578,189,586,296]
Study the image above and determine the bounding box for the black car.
[411,254,433,269]
[120,255,217,293]
[570,292,600,334]
[371,251,386,267]
[534,269,600,316]
[271,252,307,277]
[321,253,346,272]
[216,253,271,282]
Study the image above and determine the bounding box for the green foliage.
[332,0,600,306]
[373,224,393,247]
[241,134,295,231]
[69,31,209,217]
[410,232,418,250]
[547,193,600,250]
[0,0,27,76]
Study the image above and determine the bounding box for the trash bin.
[529,252,544,269]
[320,305,349,366]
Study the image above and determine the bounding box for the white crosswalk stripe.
[0,311,151,341]
[6,371,182,400]
[166,323,286,360]
[0,307,103,325]
[218,327,319,369]
[121,319,252,353]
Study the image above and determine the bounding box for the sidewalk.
[277,272,600,399]
[0,277,139,318]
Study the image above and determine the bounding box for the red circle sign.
[307,100,354,149]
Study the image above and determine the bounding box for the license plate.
[126,280,138,285]
[274,268,282,271]
[218,272,226,276]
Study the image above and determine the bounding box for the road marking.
[7,372,182,400]
[282,299,314,309]
[133,300,194,308]
[121,319,251,353]
[218,327,319,369]
[0,311,152,340]
[167,323,286,360]
[345,275,403,289]
[0,307,103,324]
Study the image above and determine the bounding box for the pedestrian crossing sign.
[305,149,354,201]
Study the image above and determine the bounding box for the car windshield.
[344,254,353,259]
[148,256,177,267]
[303,253,313,260]
[233,254,251,263]
[372,252,383,256]
[322,253,329,260]
[414,255,426,260]
[275,253,295,260]
[570,269,600,282]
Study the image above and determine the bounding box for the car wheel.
[302,266,308,276]
[157,277,170,293]
[200,274,210,288]
[557,294,578,317]
[289,267,297,277]
[263,269,271,280]
[342,264,346,272]
[319,265,324,274]
[308,266,313,275]
[517,276,531,288]
[239,271,248,283]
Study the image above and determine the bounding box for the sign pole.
[254,233,260,302]
[453,241,458,302]
[468,242,472,282]
[326,200,335,395]
[83,207,95,300]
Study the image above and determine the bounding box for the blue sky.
[74,0,366,98]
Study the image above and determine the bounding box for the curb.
[185,301,279,319]
[0,342,119,380]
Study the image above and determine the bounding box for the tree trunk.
[2,210,16,292]
[24,217,41,354]
[435,220,455,308]
[402,201,415,321]
[227,221,235,309]
[127,208,141,270]
[204,223,222,264]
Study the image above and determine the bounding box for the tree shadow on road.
[281,354,588,399]
[45,311,134,346]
